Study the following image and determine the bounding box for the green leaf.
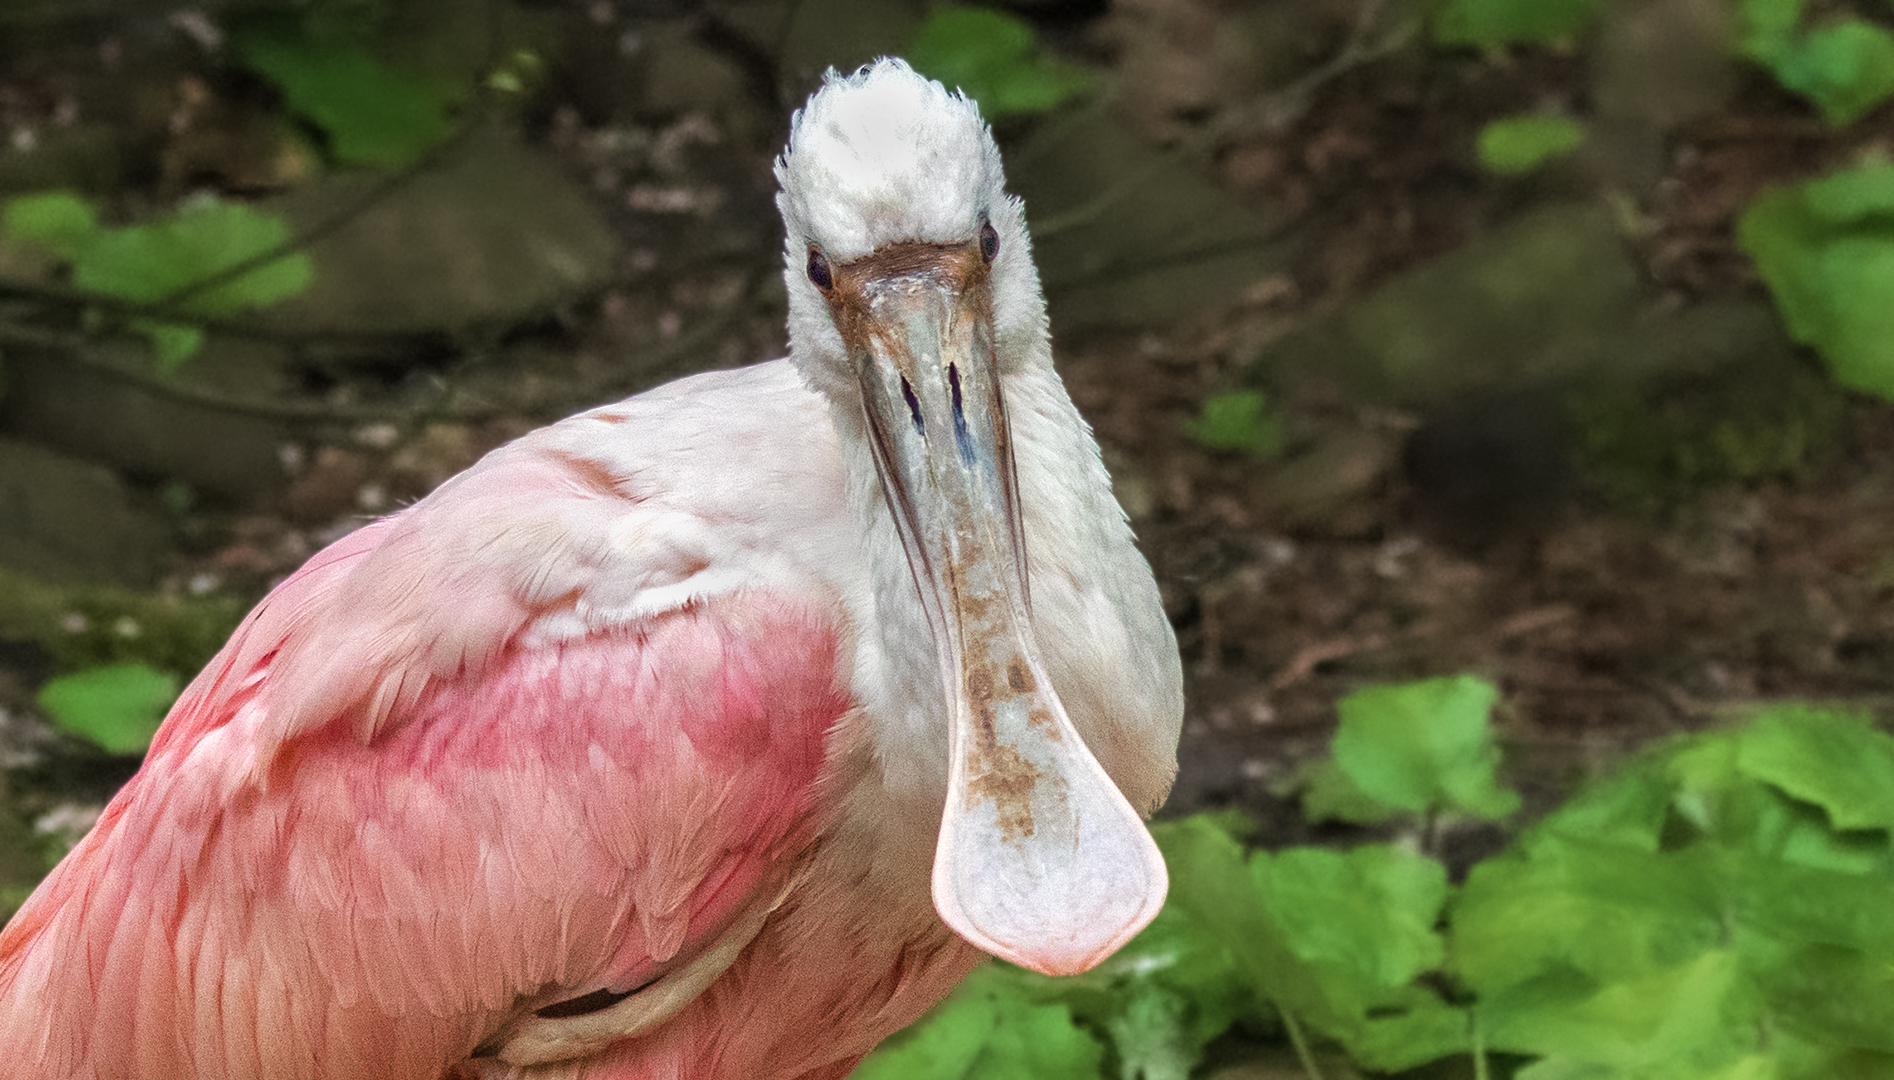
[3,190,99,259]
[1452,835,1723,994]
[1150,816,1277,988]
[907,6,1091,118]
[1787,20,1894,126]
[1738,0,1808,60]
[865,708,1894,1080]
[1741,11,1894,127]
[1535,754,1674,852]
[1734,704,1894,833]
[1255,846,1449,991]
[1183,390,1285,456]
[1432,0,1606,48]
[232,22,462,166]
[1090,856,1252,1073]
[1328,675,1521,820]
[1485,949,1761,1073]
[137,320,207,373]
[61,197,312,366]
[1255,844,1471,1070]
[854,966,1107,1080]
[1734,857,1894,963]
[1736,160,1894,401]
[1300,758,1401,825]
[1105,986,1194,1080]
[1477,114,1587,175]
[35,663,179,755]
[1,191,310,368]
[1751,941,1894,1054]
[1446,711,1894,1079]
[1776,1038,1894,1080]
[1348,999,1476,1073]
[74,198,311,316]
[1163,824,1472,1073]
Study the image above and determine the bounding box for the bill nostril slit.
[901,377,925,435]
[948,363,974,465]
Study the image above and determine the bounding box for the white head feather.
[775,59,1052,406]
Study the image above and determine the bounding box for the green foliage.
[853,966,1107,1080]
[1737,160,1894,401]
[1477,114,1586,175]
[75,199,312,367]
[867,686,1894,1079]
[4,190,99,258]
[35,663,179,755]
[1432,0,1606,48]
[1454,703,1894,1078]
[906,6,1091,118]
[231,15,463,166]
[1738,0,1894,126]
[858,859,1252,1080]
[1182,390,1284,457]
[2,190,313,370]
[1735,703,1894,831]
[1304,674,1521,824]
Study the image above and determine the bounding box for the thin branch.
[1219,0,1418,140]
[166,131,483,313]
[0,0,779,436]
[0,274,446,349]
[1031,0,1418,244]
[0,262,774,429]
[0,321,417,423]
[154,106,499,315]
[530,264,775,418]
[9,0,515,333]
[1041,225,1298,295]
[1280,1006,1329,1080]
[1471,1008,1490,1080]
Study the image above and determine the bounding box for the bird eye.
[978,221,999,264]
[806,247,834,290]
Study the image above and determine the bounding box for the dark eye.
[978,221,999,264]
[806,247,834,290]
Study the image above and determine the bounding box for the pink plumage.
[0,59,1181,1079]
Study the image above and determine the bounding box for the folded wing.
[0,426,853,1080]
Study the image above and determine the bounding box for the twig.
[529,263,775,418]
[7,0,512,338]
[1271,632,1388,691]
[0,0,787,442]
[1030,0,1418,244]
[0,321,418,424]
[1471,1008,1490,1080]
[153,108,491,314]
[157,0,528,315]
[1041,224,1298,294]
[1280,1006,1329,1080]
[1219,0,1418,139]
[0,274,450,349]
[0,263,774,429]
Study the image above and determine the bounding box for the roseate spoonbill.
[0,58,1182,1079]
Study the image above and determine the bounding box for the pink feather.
[0,436,981,1078]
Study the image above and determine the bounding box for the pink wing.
[0,439,852,1080]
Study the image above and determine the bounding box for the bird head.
[774,60,1168,977]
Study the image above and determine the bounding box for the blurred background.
[3,0,1894,1073]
